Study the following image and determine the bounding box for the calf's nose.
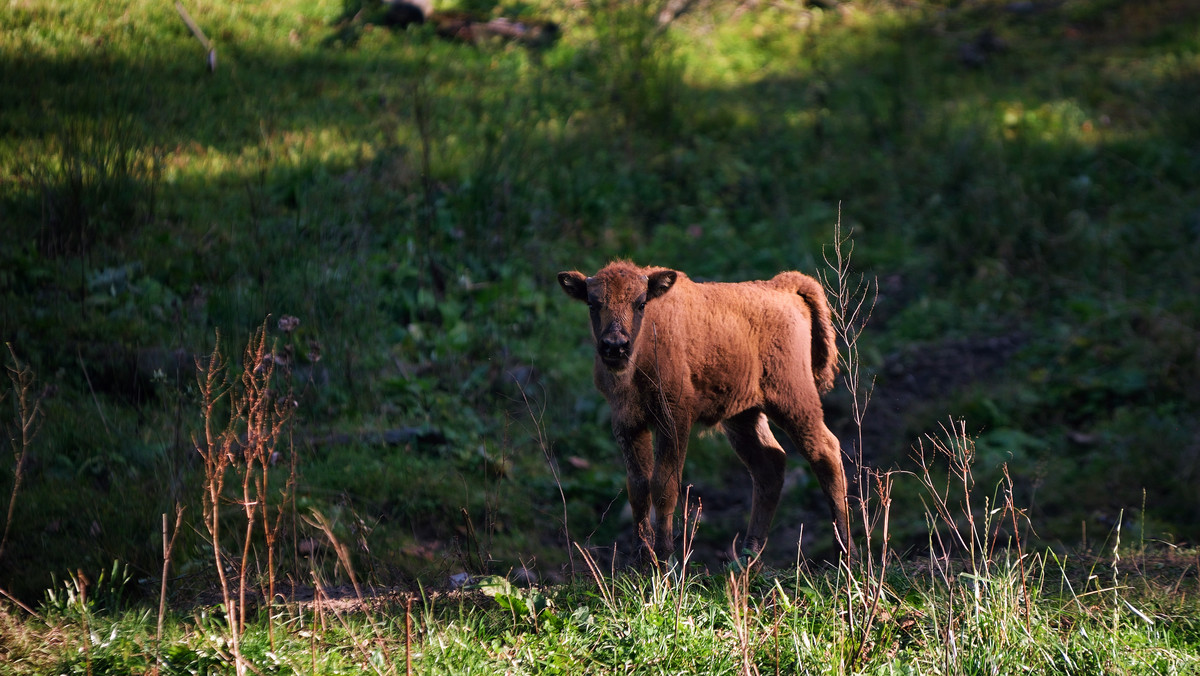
[599,334,630,358]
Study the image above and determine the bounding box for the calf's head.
[558,264,678,372]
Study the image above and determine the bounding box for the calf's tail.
[792,274,839,394]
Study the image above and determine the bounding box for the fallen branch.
[175,0,217,72]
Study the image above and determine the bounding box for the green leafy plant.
[472,575,562,630]
[42,560,131,620]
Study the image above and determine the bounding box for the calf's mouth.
[601,355,631,371]
[598,344,632,371]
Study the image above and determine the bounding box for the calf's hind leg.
[768,403,853,556]
[721,409,787,555]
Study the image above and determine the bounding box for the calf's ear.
[558,271,590,302]
[647,270,677,300]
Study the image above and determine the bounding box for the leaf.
[527,588,552,615]
[796,585,821,602]
[569,605,594,628]
[470,574,513,597]
[772,580,795,612]
[1123,599,1154,625]
[471,575,528,615]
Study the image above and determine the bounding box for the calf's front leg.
[650,418,692,564]
[615,424,655,564]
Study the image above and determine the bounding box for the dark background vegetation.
[1,0,1198,603]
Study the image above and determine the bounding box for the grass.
[1,0,1199,668]
[2,532,1198,673]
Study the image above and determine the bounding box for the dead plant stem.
[1,344,46,563]
[76,348,113,439]
[405,595,414,676]
[515,378,573,577]
[195,333,243,674]
[156,506,185,675]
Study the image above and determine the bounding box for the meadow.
[1,0,1199,671]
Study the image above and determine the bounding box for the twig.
[0,585,43,620]
[405,595,414,676]
[194,331,243,675]
[156,506,185,676]
[1,344,46,563]
[174,0,217,72]
[76,348,113,439]
[460,507,487,573]
[514,377,573,577]
[657,0,702,28]
[573,542,616,611]
[310,570,388,676]
[304,509,365,606]
[1003,465,1031,631]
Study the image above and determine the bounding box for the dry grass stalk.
[194,330,242,673]
[726,548,762,676]
[821,215,894,672]
[194,322,296,673]
[573,543,617,611]
[236,321,296,646]
[516,378,573,577]
[305,509,366,606]
[307,545,394,676]
[405,595,415,676]
[155,505,185,676]
[1,343,46,563]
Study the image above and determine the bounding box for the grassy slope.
[0,0,1198,624]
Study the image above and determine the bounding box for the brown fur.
[558,260,852,563]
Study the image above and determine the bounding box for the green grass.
[2,546,1197,674]
[1,0,1198,650]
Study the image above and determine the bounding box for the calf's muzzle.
[598,325,632,369]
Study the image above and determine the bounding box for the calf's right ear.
[557,271,590,302]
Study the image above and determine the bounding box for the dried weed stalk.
[1,343,46,563]
[194,322,297,672]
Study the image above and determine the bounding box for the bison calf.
[558,260,851,564]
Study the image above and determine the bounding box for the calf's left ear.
[558,271,590,302]
[647,270,677,300]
